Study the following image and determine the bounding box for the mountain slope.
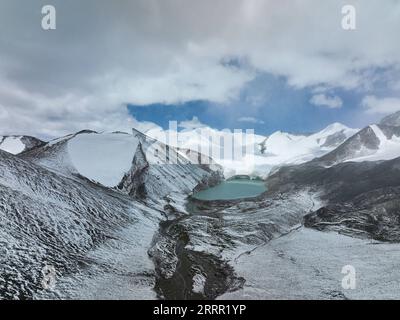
[267,154,400,241]
[0,149,161,299]
[21,129,223,206]
[1,128,223,299]
[315,122,400,166]
[380,110,400,127]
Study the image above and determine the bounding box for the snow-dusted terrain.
[2,111,400,300]
[220,228,400,300]
[317,121,400,166]
[146,112,400,300]
[22,129,222,207]
[0,129,221,299]
[147,122,358,177]
[0,148,161,299]
[250,122,358,176]
[345,124,400,162]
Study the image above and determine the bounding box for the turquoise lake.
[192,178,266,201]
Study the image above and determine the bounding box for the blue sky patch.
[128,72,389,135]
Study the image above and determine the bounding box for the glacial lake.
[192,178,266,201]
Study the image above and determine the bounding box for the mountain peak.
[320,122,349,133]
[380,110,400,127]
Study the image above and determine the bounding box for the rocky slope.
[315,124,400,166]
[266,152,400,242]
[0,149,161,299]
[380,110,400,127]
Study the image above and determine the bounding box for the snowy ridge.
[317,123,400,166]
[23,131,141,187]
[249,123,358,177]
[22,129,223,206]
[1,127,223,299]
[147,123,358,177]
[0,135,44,155]
[263,123,357,158]
[348,124,400,162]
[118,129,223,205]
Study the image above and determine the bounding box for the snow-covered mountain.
[0,135,44,155]
[252,123,357,176]
[146,126,265,177]
[21,129,222,206]
[316,120,400,166]
[251,123,358,174]
[146,122,358,177]
[380,110,400,127]
[0,127,225,299]
[2,117,400,300]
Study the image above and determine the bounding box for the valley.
[1,0,400,302]
[1,111,400,300]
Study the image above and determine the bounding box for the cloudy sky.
[0,0,399,138]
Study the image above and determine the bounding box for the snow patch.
[192,273,206,294]
[370,124,387,146]
[219,228,400,300]
[0,136,25,154]
[67,133,139,187]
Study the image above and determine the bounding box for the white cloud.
[237,117,265,124]
[310,94,343,109]
[0,0,399,137]
[390,80,400,91]
[361,95,400,114]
